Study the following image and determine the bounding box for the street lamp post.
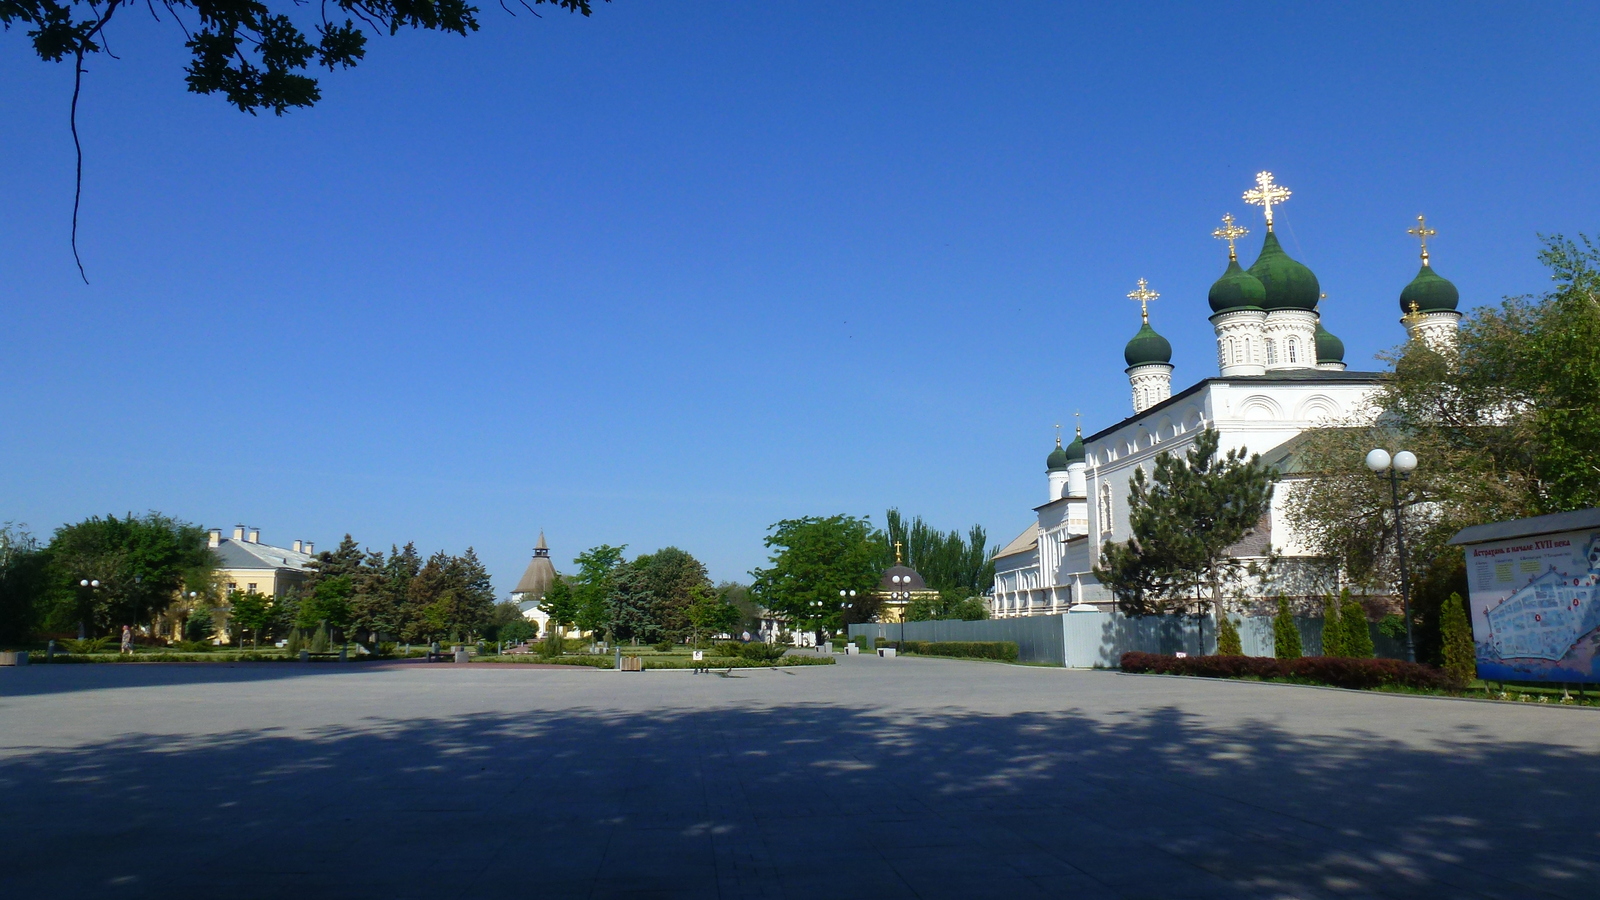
[1366,448,1419,663]
[890,575,911,647]
[838,589,856,647]
[77,579,100,640]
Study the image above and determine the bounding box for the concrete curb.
[1114,670,1600,710]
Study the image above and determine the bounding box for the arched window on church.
[1245,337,1252,364]
[1099,482,1114,536]
[1265,338,1277,365]
[1287,338,1298,363]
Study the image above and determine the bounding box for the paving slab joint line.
[1114,670,1600,711]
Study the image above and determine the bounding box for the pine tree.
[1341,589,1375,659]
[310,622,330,653]
[1272,596,1303,660]
[1093,428,1275,621]
[1440,591,1477,687]
[1216,611,1243,656]
[1320,594,1345,658]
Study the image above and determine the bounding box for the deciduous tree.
[751,515,881,638]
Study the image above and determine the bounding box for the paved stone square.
[3,654,1597,899]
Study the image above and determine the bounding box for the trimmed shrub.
[1216,614,1243,657]
[652,640,674,653]
[857,634,875,652]
[284,628,303,654]
[1341,592,1375,659]
[1119,651,1452,691]
[1440,592,1475,689]
[898,641,1019,662]
[1321,594,1345,658]
[1272,597,1302,660]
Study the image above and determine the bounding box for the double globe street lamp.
[889,575,915,647]
[1365,447,1418,662]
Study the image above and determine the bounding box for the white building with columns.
[990,177,1462,618]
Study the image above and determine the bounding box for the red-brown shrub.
[1119,651,1455,691]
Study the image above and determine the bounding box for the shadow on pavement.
[0,659,442,698]
[1,692,1595,899]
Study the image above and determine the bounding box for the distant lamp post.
[77,579,101,640]
[890,575,913,645]
[1366,447,1419,662]
[838,589,856,643]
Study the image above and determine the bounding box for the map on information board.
[1464,528,1600,683]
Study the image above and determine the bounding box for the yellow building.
[208,525,317,598]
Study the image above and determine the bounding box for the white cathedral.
[989,172,1463,618]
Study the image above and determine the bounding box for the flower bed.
[1119,652,1457,691]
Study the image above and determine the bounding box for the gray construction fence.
[848,612,1404,668]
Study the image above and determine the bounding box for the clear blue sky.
[3,2,1597,589]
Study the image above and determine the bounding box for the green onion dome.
[1124,321,1173,367]
[1047,441,1070,472]
[1064,430,1086,464]
[1207,258,1267,313]
[1399,263,1460,314]
[1315,321,1345,365]
[1247,231,1321,311]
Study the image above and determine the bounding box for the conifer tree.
[1093,428,1275,620]
[1440,592,1477,687]
[1340,589,1375,659]
[1216,611,1243,656]
[1320,594,1345,658]
[1272,596,1303,659]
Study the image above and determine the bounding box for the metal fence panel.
[847,617,1066,665]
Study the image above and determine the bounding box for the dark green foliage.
[733,642,787,662]
[906,587,989,622]
[40,512,215,635]
[1340,591,1375,659]
[1093,429,1274,618]
[632,547,712,642]
[538,630,565,658]
[284,628,303,654]
[1378,614,1406,639]
[0,524,47,643]
[310,622,330,653]
[857,634,875,652]
[1272,597,1302,660]
[228,590,272,648]
[1119,652,1453,691]
[572,544,626,640]
[297,575,353,631]
[1320,595,1345,658]
[186,606,215,642]
[499,618,536,644]
[1216,614,1243,656]
[1440,592,1476,688]
[605,563,657,644]
[877,510,995,595]
[484,600,525,641]
[751,516,881,635]
[898,640,1018,662]
[651,640,673,653]
[3,0,600,114]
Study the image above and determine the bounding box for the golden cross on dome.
[1054,422,1062,446]
[1408,214,1437,265]
[1127,278,1159,324]
[1211,212,1249,260]
[894,540,903,566]
[1074,410,1082,436]
[1242,171,1291,231]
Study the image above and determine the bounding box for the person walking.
[120,625,133,656]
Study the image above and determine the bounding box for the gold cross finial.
[1408,214,1437,265]
[1074,410,1082,436]
[1212,212,1249,261]
[1242,171,1291,231]
[1127,278,1159,324]
[894,540,903,565]
[1054,422,1062,447]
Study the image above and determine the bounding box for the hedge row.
[892,640,1020,662]
[481,655,834,670]
[1119,652,1457,691]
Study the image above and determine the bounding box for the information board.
[1463,527,1600,683]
